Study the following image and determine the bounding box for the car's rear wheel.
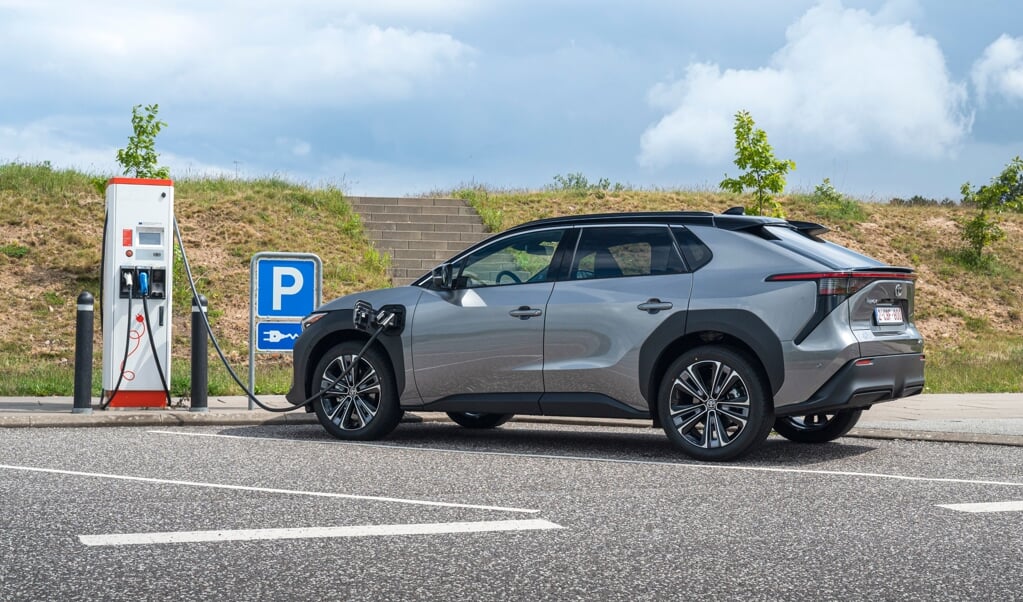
[658,346,773,461]
[446,412,514,429]
[774,409,862,443]
[312,341,402,440]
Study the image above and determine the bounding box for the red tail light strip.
[766,271,916,282]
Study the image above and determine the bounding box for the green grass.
[925,336,1023,392]
[453,186,503,232]
[1,244,29,258]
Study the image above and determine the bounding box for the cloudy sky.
[1,0,1021,200]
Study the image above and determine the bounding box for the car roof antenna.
[723,206,745,215]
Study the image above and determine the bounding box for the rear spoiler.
[787,220,829,237]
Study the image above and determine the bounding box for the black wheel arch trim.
[638,309,785,403]
[286,309,405,405]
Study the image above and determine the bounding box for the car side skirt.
[414,392,651,420]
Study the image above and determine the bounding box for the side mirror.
[431,263,454,289]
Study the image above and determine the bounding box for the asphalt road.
[1,421,1021,601]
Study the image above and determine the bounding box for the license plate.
[875,306,904,325]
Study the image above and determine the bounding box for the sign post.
[249,252,322,409]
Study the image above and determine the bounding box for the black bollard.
[190,294,209,412]
[73,291,94,414]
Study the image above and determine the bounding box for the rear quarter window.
[671,226,712,271]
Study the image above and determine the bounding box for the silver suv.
[288,211,925,461]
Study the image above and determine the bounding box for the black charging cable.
[172,217,391,413]
[100,277,134,410]
[141,295,174,408]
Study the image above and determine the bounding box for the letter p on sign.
[253,254,319,320]
[272,266,303,311]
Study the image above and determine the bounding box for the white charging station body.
[101,178,174,407]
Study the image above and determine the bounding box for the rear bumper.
[774,353,925,418]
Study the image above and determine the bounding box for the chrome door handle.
[509,306,543,319]
[637,299,673,314]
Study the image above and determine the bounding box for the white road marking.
[149,429,1023,488]
[0,464,537,514]
[938,501,1023,513]
[79,518,563,547]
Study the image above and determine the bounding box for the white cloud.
[0,118,118,172]
[0,118,231,177]
[0,1,474,106]
[638,0,973,168]
[972,34,1023,104]
[277,137,312,157]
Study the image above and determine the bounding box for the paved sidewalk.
[1,393,1021,446]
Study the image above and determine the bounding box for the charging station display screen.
[138,230,162,246]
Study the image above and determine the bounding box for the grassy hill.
[1,162,1021,395]
[0,163,390,395]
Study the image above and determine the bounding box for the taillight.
[768,271,915,298]
[766,271,915,344]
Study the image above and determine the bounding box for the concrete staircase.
[348,196,489,286]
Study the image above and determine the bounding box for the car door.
[543,225,693,414]
[411,227,568,408]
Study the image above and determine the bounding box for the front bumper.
[774,353,925,418]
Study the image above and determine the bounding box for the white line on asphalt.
[0,464,538,514]
[79,518,563,547]
[937,501,1023,513]
[148,429,1023,488]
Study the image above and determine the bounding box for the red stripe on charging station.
[106,177,174,186]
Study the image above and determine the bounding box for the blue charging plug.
[138,270,150,297]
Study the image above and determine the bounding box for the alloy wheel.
[319,354,382,431]
[667,359,751,449]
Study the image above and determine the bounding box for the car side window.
[570,226,686,280]
[456,229,565,288]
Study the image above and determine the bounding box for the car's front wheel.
[312,341,402,440]
[446,412,514,429]
[774,409,862,443]
[658,346,773,461]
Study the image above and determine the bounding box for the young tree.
[116,104,170,179]
[959,156,1023,260]
[720,110,795,217]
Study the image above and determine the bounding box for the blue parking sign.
[255,257,319,319]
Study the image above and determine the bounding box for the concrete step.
[390,268,430,283]
[348,196,471,208]
[349,203,477,217]
[371,239,468,253]
[391,249,452,261]
[357,212,482,225]
[367,222,487,233]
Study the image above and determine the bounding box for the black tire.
[312,341,402,441]
[446,412,514,429]
[774,409,863,443]
[658,346,773,461]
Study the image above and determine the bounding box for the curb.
[844,427,1023,448]
[0,412,427,429]
[0,412,319,428]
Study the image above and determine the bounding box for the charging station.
[101,178,174,407]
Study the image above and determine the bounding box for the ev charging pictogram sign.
[250,252,322,353]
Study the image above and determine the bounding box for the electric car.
[287,210,925,461]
